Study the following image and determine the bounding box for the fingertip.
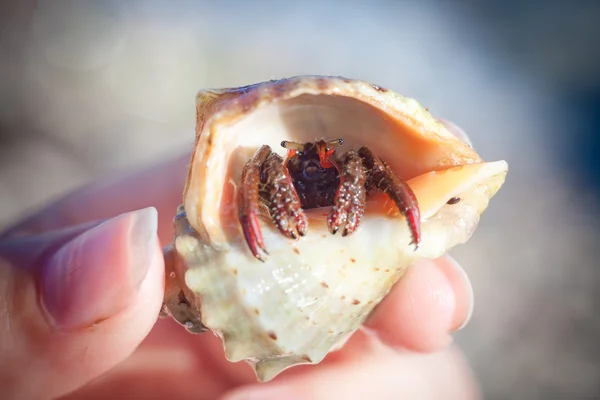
[90,206,165,339]
[438,255,474,332]
[365,259,455,352]
[41,208,162,331]
[438,118,473,147]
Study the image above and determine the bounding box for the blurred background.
[1,0,599,398]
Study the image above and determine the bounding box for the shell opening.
[187,92,481,248]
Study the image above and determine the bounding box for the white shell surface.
[174,76,508,381]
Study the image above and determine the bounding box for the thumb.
[0,208,164,400]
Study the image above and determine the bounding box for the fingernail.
[41,207,159,330]
[440,255,474,332]
[438,118,473,147]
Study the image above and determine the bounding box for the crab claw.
[237,145,272,261]
[405,206,421,250]
[240,211,268,262]
[327,151,367,237]
[268,181,308,240]
[263,151,309,241]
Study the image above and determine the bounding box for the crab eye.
[281,140,305,154]
[326,138,344,150]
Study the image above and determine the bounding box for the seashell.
[161,75,508,382]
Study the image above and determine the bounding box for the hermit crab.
[239,137,421,261]
[161,76,508,382]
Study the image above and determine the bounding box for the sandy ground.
[1,1,599,399]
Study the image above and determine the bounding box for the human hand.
[0,121,480,400]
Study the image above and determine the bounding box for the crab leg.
[239,145,271,261]
[358,147,421,248]
[262,152,308,241]
[327,151,367,236]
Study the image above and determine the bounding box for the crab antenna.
[327,138,344,148]
[281,140,305,153]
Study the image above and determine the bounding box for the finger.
[440,255,474,331]
[1,153,190,244]
[363,255,474,352]
[0,208,164,399]
[438,118,473,146]
[222,335,480,400]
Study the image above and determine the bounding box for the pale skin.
[0,121,480,400]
